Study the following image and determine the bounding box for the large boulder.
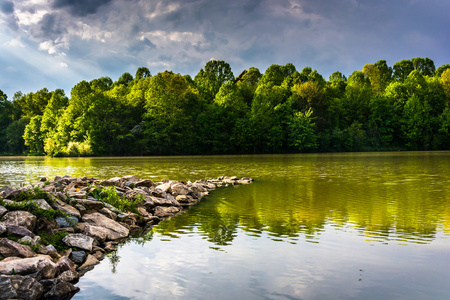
[0,256,57,278]
[100,177,122,187]
[27,199,52,210]
[0,238,36,258]
[82,213,129,240]
[155,182,171,193]
[51,199,81,219]
[78,254,99,270]
[0,275,44,300]
[135,179,155,188]
[1,211,37,232]
[62,234,94,252]
[170,183,190,196]
[41,278,80,299]
[58,269,79,283]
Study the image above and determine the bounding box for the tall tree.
[194,60,234,103]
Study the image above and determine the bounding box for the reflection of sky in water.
[74,226,450,300]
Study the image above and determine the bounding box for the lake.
[1,152,449,299]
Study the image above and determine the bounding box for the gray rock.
[70,251,86,264]
[155,182,171,193]
[170,183,190,196]
[82,212,129,240]
[0,223,7,235]
[0,186,16,199]
[6,225,36,238]
[154,206,180,218]
[18,236,37,246]
[51,199,81,219]
[101,177,122,187]
[56,216,79,228]
[135,179,155,188]
[58,269,79,283]
[28,199,52,210]
[98,207,117,220]
[70,198,103,210]
[0,275,44,300]
[45,245,57,252]
[0,238,36,258]
[62,234,94,251]
[43,278,80,299]
[78,254,99,269]
[0,255,57,278]
[84,225,108,242]
[0,206,7,218]
[122,175,140,183]
[56,256,76,273]
[1,211,37,232]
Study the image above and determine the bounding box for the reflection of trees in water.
[152,173,449,246]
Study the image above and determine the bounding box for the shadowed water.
[1,152,449,299]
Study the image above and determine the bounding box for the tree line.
[1,57,449,156]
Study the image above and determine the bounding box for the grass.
[89,186,143,214]
[38,230,69,252]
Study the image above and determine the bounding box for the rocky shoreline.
[0,175,253,299]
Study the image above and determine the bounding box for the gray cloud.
[0,0,449,97]
[1,1,14,14]
[52,0,113,17]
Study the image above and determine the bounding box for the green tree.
[0,90,12,153]
[194,60,234,103]
[135,67,151,80]
[23,115,44,155]
[393,59,414,81]
[412,57,435,76]
[144,71,202,154]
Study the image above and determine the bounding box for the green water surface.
[1,152,449,299]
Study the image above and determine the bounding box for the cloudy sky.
[0,0,449,98]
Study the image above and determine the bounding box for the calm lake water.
[1,152,450,299]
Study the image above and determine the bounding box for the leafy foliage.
[1,57,450,156]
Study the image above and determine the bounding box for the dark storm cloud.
[30,13,67,39]
[52,0,113,17]
[1,1,14,14]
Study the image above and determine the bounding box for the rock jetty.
[0,175,253,299]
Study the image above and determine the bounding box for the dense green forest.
[1,58,450,156]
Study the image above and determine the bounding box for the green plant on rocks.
[14,186,55,203]
[0,199,68,219]
[39,230,69,252]
[89,186,142,213]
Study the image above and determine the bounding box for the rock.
[122,175,140,183]
[176,195,196,206]
[82,213,129,240]
[42,278,80,299]
[70,251,86,264]
[170,183,190,196]
[0,223,6,235]
[84,225,108,242]
[62,234,94,251]
[0,186,22,199]
[153,206,180,218]
[28,199,52,210]
[57,269,79,283]
[1,211,37,232]
[71,198,103,210]
[18,236,38,246]
[98,207,117,220]
[135,179,155,188]
[0,206,7,218]
[56,256,76,273]
[35,218,57,233]
[66,191,87,198]
[155,182,171,193]
[46,245,57,252]
[0,255,57,278]
[0,238,36,258]
[56,216,79,228]
[78,254,99,269]
[101,177,122,187]
[6,225,36,238]
[0,275,44,300]
[51,199,81,219]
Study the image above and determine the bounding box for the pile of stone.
[0,175,253,299]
